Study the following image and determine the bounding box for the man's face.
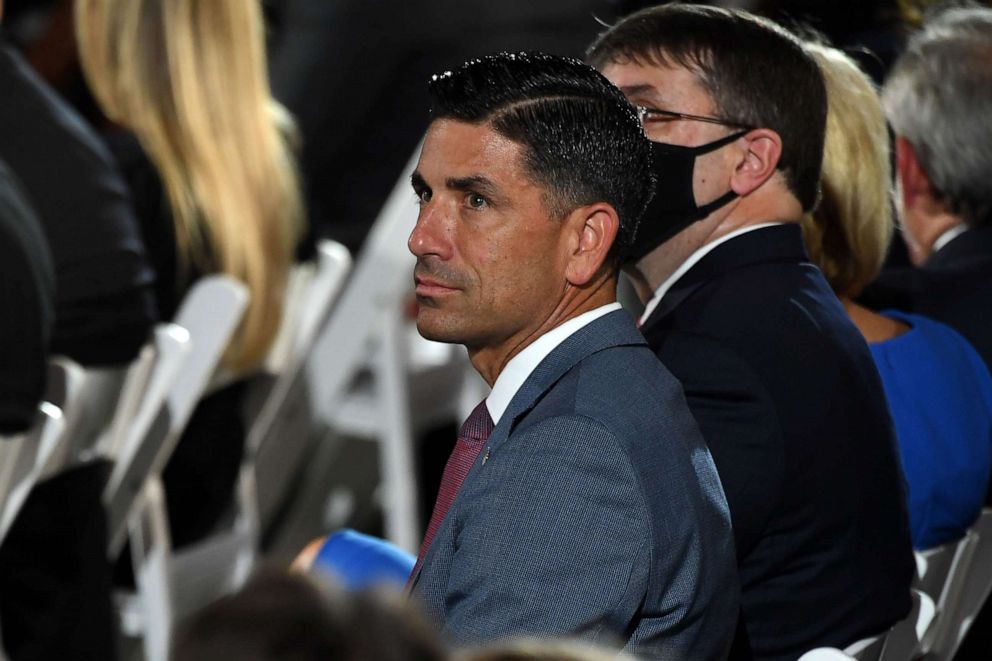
[603,59,738,280]
[602,58,738,218]
[408,119,570,354]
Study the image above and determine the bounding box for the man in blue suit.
[406,52,738,659]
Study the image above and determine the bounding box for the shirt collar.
[486,303,621,424]
[932,224,968,255]
[638,222,783,325]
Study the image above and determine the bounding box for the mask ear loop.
[688,129,751,218]
[692,128,751,155]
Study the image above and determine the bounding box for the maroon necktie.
[411,400,494,577]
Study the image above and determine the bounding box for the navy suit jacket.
[861,225,992,372]
[640,225,915,660]
[410,310,739,659]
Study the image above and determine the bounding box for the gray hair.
[882,7,992,227]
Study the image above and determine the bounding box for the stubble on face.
[408,120,567,363]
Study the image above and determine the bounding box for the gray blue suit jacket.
[410,310,739,659]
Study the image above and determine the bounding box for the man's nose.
[408,201,451,260]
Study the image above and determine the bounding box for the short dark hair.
[587,3,827,212]
[428,51,655,266]
[172,568,446,661]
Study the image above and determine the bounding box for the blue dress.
[870,311,992,549]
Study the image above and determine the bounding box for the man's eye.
[416,189,432,204]
[467,193,487,209]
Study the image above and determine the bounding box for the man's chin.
[414,315,463,345]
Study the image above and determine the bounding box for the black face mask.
[626,129,749,265]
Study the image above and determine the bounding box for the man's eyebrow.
[447,175,500,197]
[410,171,428,189]
[618,83,660,103]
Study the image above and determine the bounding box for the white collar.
[932,224,968,254]
[486,303,621,424]
[638,222,783,325]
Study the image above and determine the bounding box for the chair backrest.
[168,275,249,421]
[844,635,884,661]
[104,324,191,556]
[878,589,926,661]
[944,508,992,658]
[0,402,65,543]
[39,357,87,479]
[292,240,352,363]
[915,538,961,601]
[307,146,421,423]
[921,527,980,657]
[799,648,856,661]
[248,241,351,527]
[262,240,352,375]
[95,340,160,462]
[106,277,249,557]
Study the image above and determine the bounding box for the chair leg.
[377,313,420,554]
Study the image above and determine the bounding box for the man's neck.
[636,198,802,294]
[468,277,617,386]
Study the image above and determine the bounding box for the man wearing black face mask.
[589,6,915,661]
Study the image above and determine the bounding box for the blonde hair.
[75,0,304,370]
[801,42,893,297]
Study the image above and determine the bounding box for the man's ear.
[564,203,619,287]
[729,128,782,197]
[894,136,932,212]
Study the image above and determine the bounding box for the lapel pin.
[481,447,491,465]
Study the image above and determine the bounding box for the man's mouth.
[414,275,460,297]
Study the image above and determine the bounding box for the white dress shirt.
[638,223,784,325]
[486,302,621,424]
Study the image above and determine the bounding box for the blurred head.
[459,638,637,661]
[173,568,447,661]
[75,0,304,371]
[801,43,892,297]
[587,3,827,219]
[882,7,992,259]
[408,52,653,360]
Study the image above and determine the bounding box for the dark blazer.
[410,310,739,660]
[0,41,156,366]
[861,225,992,371]
[640,224,915,661]
[0,158,54,434]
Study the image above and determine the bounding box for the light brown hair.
[75,0,304,370]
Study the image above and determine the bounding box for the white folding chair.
[0,402,65,544]
[307,146,486,552]
[799,649,856,661]
[0,359,83,536]
[39,357,87,478]
[122,476,174,661]
[845,635,884,661]
[941,508,992,659]
[251,239,352,528]
[104,324,192,557]
[111,277,249,660]
[918,528,980,658]
[878,589,929,661]
[915,538,962,603]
